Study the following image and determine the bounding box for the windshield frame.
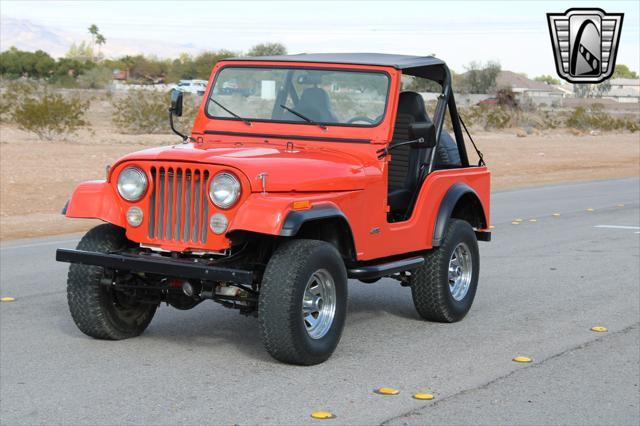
[204,65,392,129]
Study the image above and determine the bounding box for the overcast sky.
[2,0,638,77]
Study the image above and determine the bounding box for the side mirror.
[170,89,183,117]
[409,122,436,148]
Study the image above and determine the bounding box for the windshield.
[206,66,390,126]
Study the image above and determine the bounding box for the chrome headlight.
[117,167,148,201]
[209,172,241,209]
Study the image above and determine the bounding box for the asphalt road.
[1,177,639,425]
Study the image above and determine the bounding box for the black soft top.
[225,53,449,83]
[227,53,444,68]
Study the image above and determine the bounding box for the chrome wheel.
[448,242,473,301]
[302,269,336,339]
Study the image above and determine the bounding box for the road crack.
[380,323,640,425]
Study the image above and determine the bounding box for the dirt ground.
[1,123,638,241]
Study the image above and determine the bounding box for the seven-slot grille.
[148,166,210,243]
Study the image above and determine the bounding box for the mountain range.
[0,16,201,58]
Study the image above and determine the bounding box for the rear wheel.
[67,224,157,340]
[411,219,479,322]
[258,239,348,365]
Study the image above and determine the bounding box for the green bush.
[0,48,56,79]
[12,90,89,140]
[111,89,198,134]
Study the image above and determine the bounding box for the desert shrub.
[626,119,639,133]
[0,80,39,123]
[564,104,639,132]
[0,94,9,121]
[12,90,89,140]
[47,75,81,89]
[537,110,566,129]
[77,67,112,89]
[111,89,199,134]
[485,107,512,129]
[457,102,637,133]
[459,105,513,130]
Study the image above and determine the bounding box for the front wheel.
[258,239,348,365]
[411,219,480,322]
[67,224,157,340]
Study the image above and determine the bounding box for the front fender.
[65,180,124,226]
[230,193,351,237]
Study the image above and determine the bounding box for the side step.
[347,256,424,280]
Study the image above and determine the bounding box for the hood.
[113,142,368,192]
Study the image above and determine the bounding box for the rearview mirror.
[409,122,436,148]
[170,89,183,117]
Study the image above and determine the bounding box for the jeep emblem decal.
[547,8,623,84]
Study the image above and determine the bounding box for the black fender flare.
[432,183,487,246]
[280,204,357,261]
[280,204,350,237]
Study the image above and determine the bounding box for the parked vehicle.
[477,97,498,105]
[173,79,208,95]
[57,53,491,365]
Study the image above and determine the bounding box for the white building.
[604,78,640,103]
[495,71,566,99]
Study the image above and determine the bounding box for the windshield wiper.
[210,98,251,126]
[280,104,326,129]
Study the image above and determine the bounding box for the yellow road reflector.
[0,297,15,302]
[617,204,624,207]
[586,208,595,212]
[591,326,608,332]
[513,356,532,363]
[511,221,520,225]
[311,411,335,419]
[529,219,537,223]
[552,213,561,217]
[413,392,434,400]
[375,387,400,395]
[514,218,523,222]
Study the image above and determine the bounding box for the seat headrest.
[398,91,429,123]
[300,87,331,106]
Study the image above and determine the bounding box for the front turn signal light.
[292,200,311,210]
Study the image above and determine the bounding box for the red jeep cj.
[57,53,491,365]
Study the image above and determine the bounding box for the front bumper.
[56,249,253,285]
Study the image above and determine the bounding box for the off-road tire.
[411,219,479,322]
[67,224,156,340]
[258,239,348,365]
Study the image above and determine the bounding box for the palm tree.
[95,34,106,60]
[87,24,105,61]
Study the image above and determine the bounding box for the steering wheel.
[347,116,376,124]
